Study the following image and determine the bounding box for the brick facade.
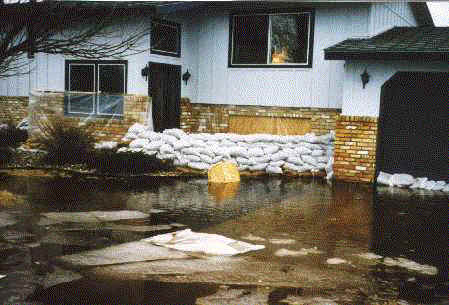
[29,91,149,142]
[0,96,29,123]
[180,98,340,135]
[333,115,378,183]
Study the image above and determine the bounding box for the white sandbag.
[283,162,301,172]
[143,149,157,156]
[145,229,264,256]
[117,147,128,153]
[129,138,149,149]
[226,133,242,143]
[301,155,318,167]
[184,154,201,162]
[236,141,250,148]
[263,145,279,155]
[311,149,324,157]
[238,165,249,171]
[181,147,201,156]
[431,181,446,191]
[249,163,268,171]
[287,156,304,166]
[189,133,205,141]
[303,133,318,144]
[188,162,210,170]
[163,128,187,139]
[160,134,178,146]
[294,146,312,155]
[128,148,143,153]
[422,180,436,191]
[390,174,415,187]
[316,162,327,170]
[206,141,221,147]
[211,156,223,164]
[247,147,265,157]
[326,170,334,180]
[316,156,328,163]
[159,144,175,155]
[95,141,118,150]
[190,139,207,147]
[144,140,165,151]
[236,157,253,165]
[214,133,227,141]
[269,160,285,168]
[220,139,235,147]
[266,165,283,174]
[377,171,392,186]
[173,140,191,151]
[211,146,231,159]
[199,154,214,164]
[299,164,314,172]
[281,148,296,156]
[128,123,147,135]
[442,184,449,193]
[270,151,289,162]
[157,153,176,160]
[409,177,427,189]
[253,156,271,164]
[228,146,249,158]
[198,133,216,142]
[196,147,215,158]
[300,142,320,150]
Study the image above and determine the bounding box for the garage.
[378,72,448,181]
[325,26,449,183]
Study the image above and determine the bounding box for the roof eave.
[410,3,435,27]
[324,51,448,61]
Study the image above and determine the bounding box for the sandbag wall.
[118,123,335,177]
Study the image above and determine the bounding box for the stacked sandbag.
[377,171,449,193]
[120,124,335,175]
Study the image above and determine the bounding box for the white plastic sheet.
[145,229,265,256]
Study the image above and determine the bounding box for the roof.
[324,27,449,61]
[410,3,434,27]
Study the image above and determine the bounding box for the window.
[151,19,181,57]
[229,11,314,67]
[64,60,127,117]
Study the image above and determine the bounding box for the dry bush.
[34,116,96,165]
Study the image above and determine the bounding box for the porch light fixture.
[182,69,191,85]
[360,68,370,89]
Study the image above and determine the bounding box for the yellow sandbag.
[208,161,240,183]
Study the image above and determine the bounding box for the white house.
[2,1,445,183]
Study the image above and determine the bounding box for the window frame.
[64,60,128,118]
[228,9,315,68]
[150,19,182,58]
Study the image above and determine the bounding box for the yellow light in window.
[271,48,288,64]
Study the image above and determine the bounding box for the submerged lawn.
[0,171,447,304]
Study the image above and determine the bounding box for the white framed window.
[65,60,127,117]
[229,11,314,67]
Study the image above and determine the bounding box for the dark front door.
[377,72,449,181]
[149,62,181,132]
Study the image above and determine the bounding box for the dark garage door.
[377,72,448,181]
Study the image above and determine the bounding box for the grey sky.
[427,2,449,26]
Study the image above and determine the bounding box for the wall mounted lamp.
[182,69,191,85]
[360,68,370,89]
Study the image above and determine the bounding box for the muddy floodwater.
[0,171,447,304]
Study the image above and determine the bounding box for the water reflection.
[0,172,447,304]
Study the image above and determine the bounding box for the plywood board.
[229,115,311,135]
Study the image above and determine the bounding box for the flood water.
[0,171,447,304]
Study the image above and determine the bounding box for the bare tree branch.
[0,0,154,79]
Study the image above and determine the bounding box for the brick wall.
[0,96,29,123]
[180,98,340,135]
[333,115,378,183]
[30,91,149,142]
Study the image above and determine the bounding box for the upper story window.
[64,60,127,117]
[229,11,314,68]
[151,19,181,57]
